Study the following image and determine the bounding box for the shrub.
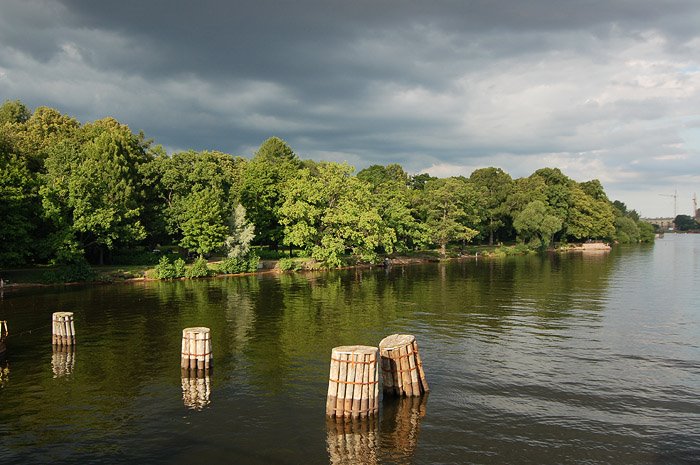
[185,257,209,278]
[278,257,300,271]
[155,256,186,279]
[218,253,259,274]
[42,259,96,283]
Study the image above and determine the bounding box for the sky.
[1,0,699,217]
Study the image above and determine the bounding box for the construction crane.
[659,190,678,218]
[694,193,698,220]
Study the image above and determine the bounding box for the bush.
[185,257,209,278]
[278,257,300,271]
[219,254,259,274]
[155,256,186,279]
[42,259,96,283]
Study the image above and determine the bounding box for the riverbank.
[0,249,479,290]
[1,242,608,289]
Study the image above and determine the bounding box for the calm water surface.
[1,235,699,464]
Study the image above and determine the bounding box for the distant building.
[641,217,675,230]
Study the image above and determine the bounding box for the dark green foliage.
[109,249,162,266]
[41,259,96,283]
[674,215,699,231]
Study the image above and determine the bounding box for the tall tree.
[513,200,562,249]
[280,162,389,267]
[237,137,302,248]
[358,164,427,252]
[469,167,513,245]
[40,119,150,263]
[420,177,481,257]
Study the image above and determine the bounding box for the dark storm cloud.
[1,0,700,215]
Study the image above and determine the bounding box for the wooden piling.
[326,345,379,418]
[180,327,212,371]
[52,312,75,346]
[379,334,428,396]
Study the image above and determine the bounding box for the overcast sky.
[1,0,699,217]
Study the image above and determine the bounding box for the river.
[1,234,698,464]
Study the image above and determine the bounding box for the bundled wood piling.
[52,312,75,346]
[51,344,75,378]
[379,334,428,396]
[326,345,380,418]
[326,416,379,465]
[180,327,212,372]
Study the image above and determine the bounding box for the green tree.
[469,167,513,245]
[279,162,388,267]
[0,150,37,265]
[0,100,31,125]
[357,164,427,252]
[237,137,302,248]
[614,216,640,243]
[567,184,615,241]
[513,200,562,249]
[40,119,150,263]
[177,188,228,256]
[674,214,699,231]
[146,149,241,254]
[420,177,481,257]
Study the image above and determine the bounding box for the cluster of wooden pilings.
[326,334,429,420]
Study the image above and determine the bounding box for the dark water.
[1,235,699,464]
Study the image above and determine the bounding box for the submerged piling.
[180,327,212,372]
[326,345,380,418]
[52,312,75,346]
[379,334,428,396]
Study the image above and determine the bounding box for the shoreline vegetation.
[0,240,643,289]
[2,100,661,287]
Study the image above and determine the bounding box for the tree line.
[0,100,654,269]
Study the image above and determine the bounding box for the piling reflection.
[0,359,9,388]
[326,416,379,465]
[51,345,75,378]
[181,368,211,410]
[380,395,428,463]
